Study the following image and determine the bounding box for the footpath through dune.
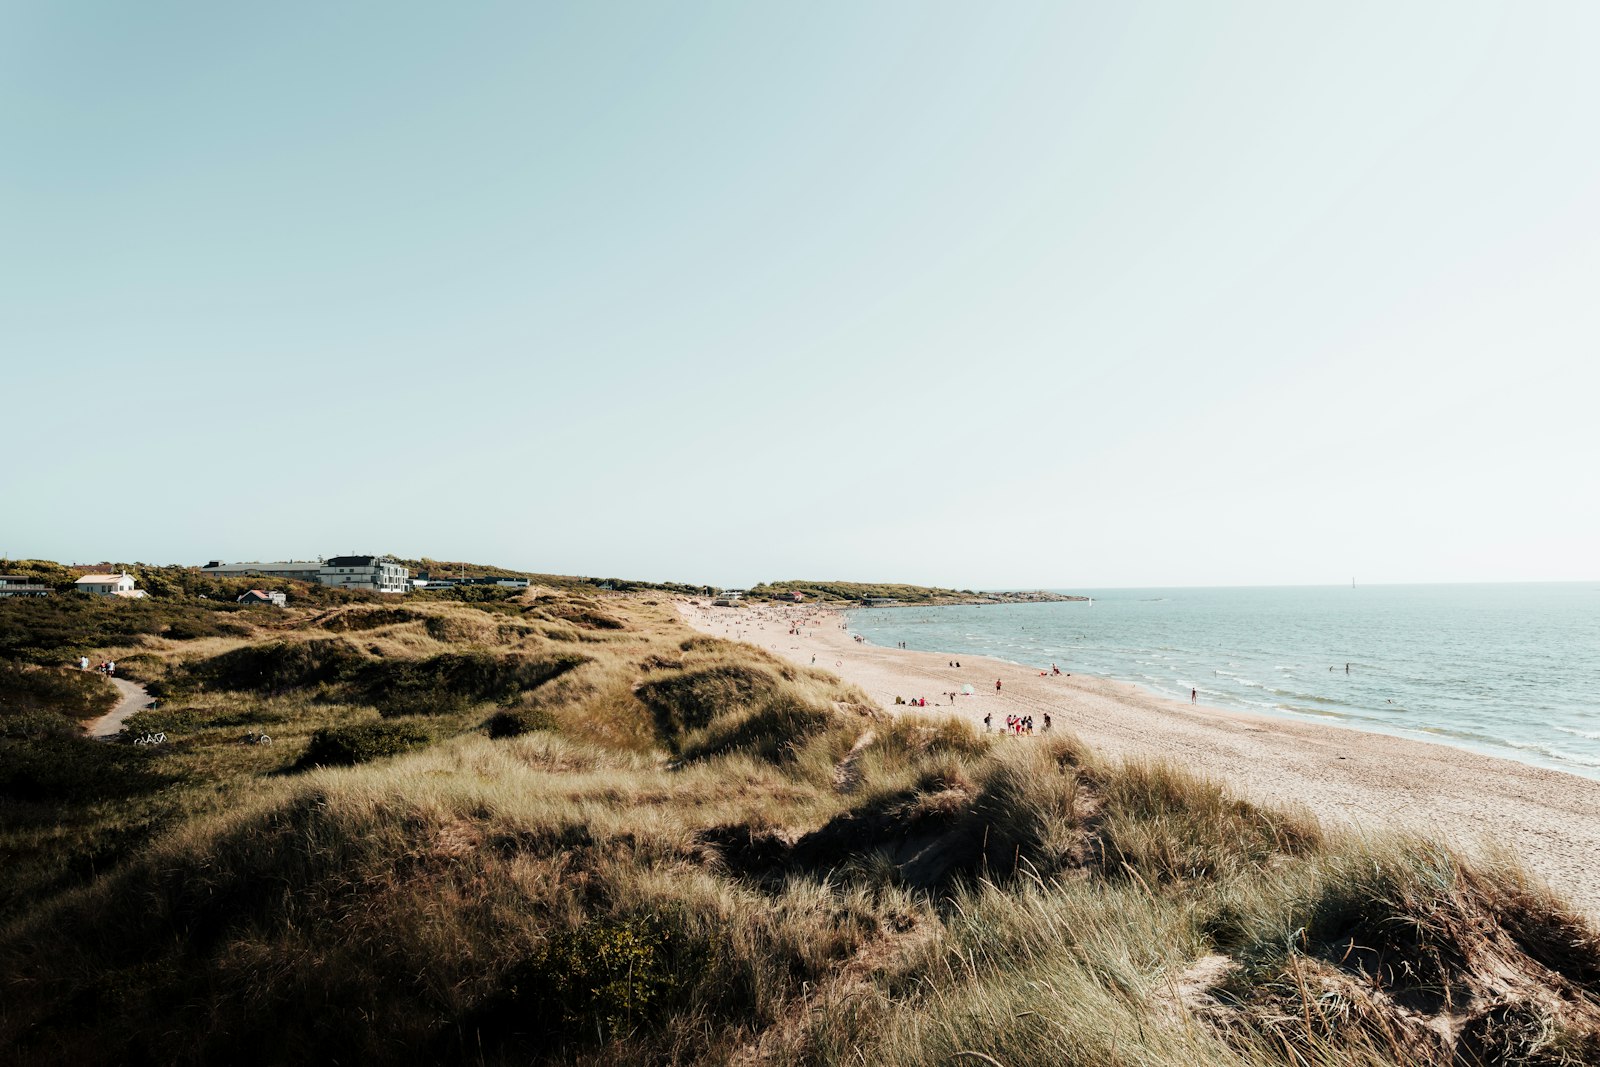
[678,600,1600,918]
[84,676,154,739]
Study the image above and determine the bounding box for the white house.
[237,589,288,607]
[74,573,144,598]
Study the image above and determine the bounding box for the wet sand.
[678,600,1600,917]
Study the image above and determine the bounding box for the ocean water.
[845,583,1600,780]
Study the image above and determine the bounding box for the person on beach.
[1191,688,1197,704]
[983,712,992,732]
[995,679,1002,692]
[1043,713,1052,733]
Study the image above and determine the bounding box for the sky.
[3,2,1597,588]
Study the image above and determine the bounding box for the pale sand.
[678,601,1600,917]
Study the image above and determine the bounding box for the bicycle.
[242,731,272,746]
[133,732,167,746]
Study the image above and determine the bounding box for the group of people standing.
[983,712,1051,735]
[80,655,115,675]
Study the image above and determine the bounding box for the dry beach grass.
[0,589,1596,1065]
[680,601,1600,920]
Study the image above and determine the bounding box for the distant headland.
[745,580,1088,606]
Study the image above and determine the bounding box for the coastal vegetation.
[401,557,711,596]
[750,579,1083,604]
[0,570,1596,1065]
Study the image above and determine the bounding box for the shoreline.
[677,599,1600,917]
[846,606,1600,787]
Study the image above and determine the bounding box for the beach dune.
[679,600,1600,917]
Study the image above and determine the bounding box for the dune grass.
[0,591,1595,1066]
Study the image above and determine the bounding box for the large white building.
[200,560,324,583]
[320,556,409,594]
[200,556,409,594]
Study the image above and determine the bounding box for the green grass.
[0,586,1595,1066]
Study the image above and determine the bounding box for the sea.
[844,583,1600,781]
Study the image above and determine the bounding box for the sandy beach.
[679,600,1600,917]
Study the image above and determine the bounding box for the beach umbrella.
[961,684,974,695]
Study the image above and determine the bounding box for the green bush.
[485,707,559,738]
[194,639,367,695]
[297,721,431,768]
[0,733,174,802]
[0,661,117,724]
[358,652,589,717]
[494,912,712,1046]
[0,596,251,663]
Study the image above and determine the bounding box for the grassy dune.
[1,588,1597,1065]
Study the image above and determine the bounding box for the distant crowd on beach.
[983,711,1051,735]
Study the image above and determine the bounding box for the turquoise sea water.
[845,583,1600,780]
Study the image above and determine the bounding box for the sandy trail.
[84,676,154,739]
[678,601,1600,917]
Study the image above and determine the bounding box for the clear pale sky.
[4,3,1597,588]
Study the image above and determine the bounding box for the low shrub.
[0,733,174,802]
[357,652,588,717]
[297,721,431,768]
[485,910,716,1050]
[315,607,422,632]
[0,661,117,724]
[0,596,251,663]
[485,707,559,738]
[195,639,367,695]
